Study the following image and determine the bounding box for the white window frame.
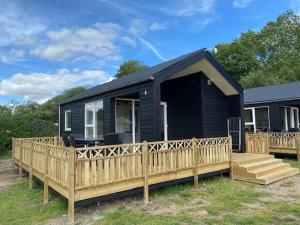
[283,106,299,131]
[84,100,103,138]
[161,102,168,141]
[64,110,71,131]
[244,106,270,132]
[115,98,168,143]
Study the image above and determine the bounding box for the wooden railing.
[245,133,269,154]
[268,132,299,150]
[246,132,300,160]
[12,136,232,222]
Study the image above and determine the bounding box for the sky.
[0,0,299,105]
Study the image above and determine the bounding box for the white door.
[160,102,168,141]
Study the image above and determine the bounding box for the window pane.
[244,109,253,123]
[293,109,298,128]
[95,101,103,139]
[116,100,132,134]
[255,108,269,132]
[86,104,94,125]
[66,111,71,129]
[86,127,94,138]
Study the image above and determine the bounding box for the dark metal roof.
[244,81,300,104]
[61,48,242,105]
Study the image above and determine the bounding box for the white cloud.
[129,19,148,35]
[168,0,215,16]
[233,0,253,8]
[0,69,113,103]
[32,22,124,61]
[150,22,168,31]
[0,2,45,47]
[121,36,137,47]
[291,0,300,15]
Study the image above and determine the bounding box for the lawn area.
[0,180,66,225]
[0,157,299,225]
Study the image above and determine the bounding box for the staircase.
[232,153,299,185]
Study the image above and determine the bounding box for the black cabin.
[59,49,244,150]
[244,81,300,132]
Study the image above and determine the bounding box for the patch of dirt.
[256,175,300,203]
[0,159,20,191]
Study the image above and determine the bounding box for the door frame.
[115,98,168,143]
[115,98,140,143]
[160,102,168,141]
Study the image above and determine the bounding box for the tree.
[0,86,86,155]
[213,10,300,88]
[115,60,148,78]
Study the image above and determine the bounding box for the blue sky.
[0,0,299,104]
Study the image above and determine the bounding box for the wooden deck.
[232,153,299,185]
[12,136,232,222]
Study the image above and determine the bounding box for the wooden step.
[248,163,291,178]
[235,155,274,166]
[243,159,282,171]
[260,168,299,185]
[232,153,299,185]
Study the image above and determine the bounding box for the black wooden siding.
[245,99,300,131]
[201,75,228,137]
[161,73,203,140]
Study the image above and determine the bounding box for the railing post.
[142,141,149,203]
[54,136,58,146]
[68,147,75,223]
[265,133,270,155]
[44,145,49,204]
[29,141,34,189]
[18,141,23,178]
[192,138,199,189]
[297,133,300,161]
[245,133,249,153]
[229,136,233,180]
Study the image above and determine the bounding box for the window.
[244,108,255,132]
[85,100,103,138]
[65,110,71,131]
[244,107,269,132]
[283,106,299,131]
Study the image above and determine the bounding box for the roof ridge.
[245,80,300,91]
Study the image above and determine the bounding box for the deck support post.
[18,141,23,178]
[43,145,49,204]
[29,141,34,189]
[142,141,149,203]
[229,136,234,180]
[68,147,75,223]
[11,138,15,169]
[192,138,199,189]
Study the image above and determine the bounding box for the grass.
[282,157,300,170]
[0,180,67,225]
[0,150,11,161]
[98,207,196,225]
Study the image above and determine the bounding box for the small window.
[65,110,71,131]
